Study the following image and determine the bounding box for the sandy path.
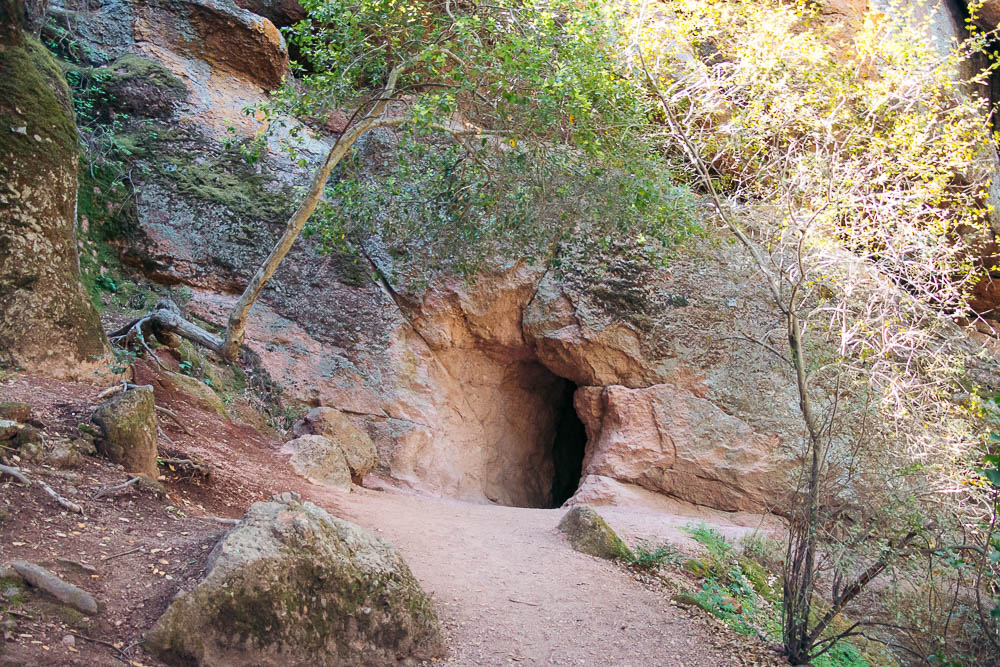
[311,488,745,666]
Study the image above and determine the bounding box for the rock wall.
[56,0,1000,514]
[0,0,110,381]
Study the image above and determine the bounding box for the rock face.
[91,387,159,478]
[292,407,378,481]
[558,505,632,561]
[146,494,445,666]
[0,0,111,381]
[574,384,788,513]
[282,434,352,489]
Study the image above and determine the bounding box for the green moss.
[738,556,774,601]
[558,506,634,561]
[0,36,78,170]
[155,152,293,224]
[105,54,187,98]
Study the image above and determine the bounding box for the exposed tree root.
[155,405,193,435]
[92,476,140,500]
[0,465,83,514]
[108,299,226,358]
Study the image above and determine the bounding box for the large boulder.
[292,407,377,481]
[574,384,790,513]
[0,1,111,381]
[281,434,352,490]
[558,505,632,561]
[145,494,445,666]
[91,387,159,478]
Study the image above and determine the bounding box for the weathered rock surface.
[282,434,351,489]
[234,0,305,26]
[91,387,159,478]
[0,1,111,381]
[558,505,632,561]
[292,407,378,481]
[574,384,789,513]
[159,371,228,418]
[10,560,98,615]
[0,401,31,423]
[146,495,444,666]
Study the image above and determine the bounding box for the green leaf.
[985,467,1000,488]
[992,605,1000,619]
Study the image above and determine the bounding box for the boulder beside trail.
[292,407,378,482]
[145,494,445,666]
[558,505,633,561]
[91,387,158,478]
[282,434,352,490]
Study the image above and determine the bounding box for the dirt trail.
[314,487,758,666]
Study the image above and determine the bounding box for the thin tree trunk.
[218,64,408,360]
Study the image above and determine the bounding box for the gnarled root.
[108,299,227,360]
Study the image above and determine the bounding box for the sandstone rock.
[0,9,111,381]
[292,407,377,481]
[282,434,352,489]
[160,371,228,419]
[234,0,305,26]
[558,505,633,561]
[574,384,789,513]
[91,387,159,478]
[10,561,98,615]
[46,440,82,469]
[0,401,30,423]
[146,496,444,665]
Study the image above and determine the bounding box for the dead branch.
[156,405,193,435]
[101,546,143,561]
[158,456,211,480]
[92,476,140,500]
[96,382,153,400]
[2,465,84,514]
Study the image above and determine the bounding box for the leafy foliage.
[253,0,700,276]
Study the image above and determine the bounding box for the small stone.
[557,505,633,561]
[10,126,26,135]
[61,634,75,647]
[32,134,42,142]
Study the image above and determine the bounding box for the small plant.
[683,523,733,563]
[95,274,117,293]
[629,541,683,571]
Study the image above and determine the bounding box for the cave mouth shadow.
[549,380,586,508]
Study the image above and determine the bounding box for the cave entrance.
[549,381,587,508]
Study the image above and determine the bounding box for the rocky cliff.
[10,0,998,516]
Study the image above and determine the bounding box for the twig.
[101,546,142,562]
[157,426,176,447]
[156,405,193,435]
[508,598,540,607]
[36,479,83,514]
[65,631,132,664]
[96,383,153,400]
[4,609,32,619]
[93,476,140,500]
[0,465,82,513]
[189,516,239,525]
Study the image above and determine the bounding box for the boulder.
[0,5,111,381]
[91,387,158,478]
[292,407,377,481]
[574,384,790,513]
[234,0,306,26]
[558,505,633,561]
[0,401,30,423]
[282,434,351,490]
[160,371,228,419]
[145,495,445,666]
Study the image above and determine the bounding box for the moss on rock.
[0,24,110,379]
[146,495,445,666]
[558,505,633,561]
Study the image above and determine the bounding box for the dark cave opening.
[550,381,587,508]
